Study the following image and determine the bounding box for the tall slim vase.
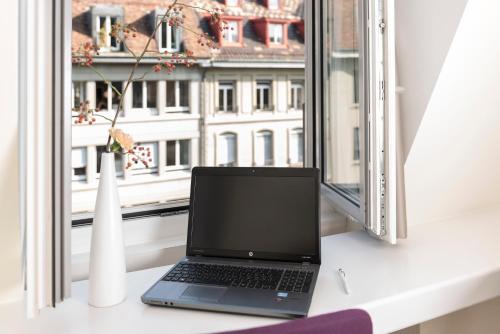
[88,152,126,307]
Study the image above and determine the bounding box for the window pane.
[166,141,176,166]
[179,140,190,166]
[290,129,303,166]
[323,0,361,203]
[146,81,157,108]
[219,133,236,167]
[353,127,360,160]
[71,147,87,182]
[72,82,86,108]
[171,25,179,50]
[179,81,189,107]
[166,81,176,107]
[110,17,118,48]
[256,131,273,166]
[132,81,143,108]
[161,21,167,49]
[96,81,108,111]
[269,24,283,44]
[97,16,106,48]
[224,21,239,43]
[226,86,233,111]
[111,81,122,111]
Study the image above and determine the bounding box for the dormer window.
[268,0,280,10]
[226,0,240,6]
[96,16,119,50]
[223,20,240,44]
[269,23,284,44]
[91,5,124,52]
[158,16,181,52]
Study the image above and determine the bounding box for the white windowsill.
[5,206,500,333]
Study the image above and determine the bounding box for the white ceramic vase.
[88,152,126,307]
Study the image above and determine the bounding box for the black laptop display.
[188,168,320,263]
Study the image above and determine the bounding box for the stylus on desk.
[338,268,350,295]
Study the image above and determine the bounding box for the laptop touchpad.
[180,286,227,302]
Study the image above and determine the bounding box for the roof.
[72,0,357,64]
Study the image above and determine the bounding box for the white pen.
[338,268,350,295]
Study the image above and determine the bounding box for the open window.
[308,0,400,243]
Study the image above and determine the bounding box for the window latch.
[379,19,386,34]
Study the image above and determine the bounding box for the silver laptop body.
[142,167,321,318]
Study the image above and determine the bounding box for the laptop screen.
[187,168,320,263]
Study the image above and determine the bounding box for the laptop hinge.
[302,262,311,265]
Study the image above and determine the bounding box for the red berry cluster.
[164,5,186,27]
[72,42,99,67]
[152,50,195,74]
[73,100,97,125]
[126,145,152,169]
[197,32,219,49]
[111,22,138,42]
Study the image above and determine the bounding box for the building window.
[223,21,240,44]
[218,82,234,112]
[96,145,123,176]
[158,16,181,52]
[132,81,157,111]
[166,139,191,170]
[96,81,123,112]
[255,130,273,166]
[146,81,157,108]
[72,82,86,109]
[96,15,120,51]
[226,0,239,6]
[130,142,159,175]
[268,0,280,10]
[269,23,284,44]
[290,128,304,165]
[71,147,87,182]
[256,81,272,111]
[353,127,360,161]
[219,133,237,167]
[165,81,189,112]
[132,81,143,109]
[290,81,304,110]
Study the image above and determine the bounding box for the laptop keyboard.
[162,262,314,293]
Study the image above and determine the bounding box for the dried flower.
[109,128,134,151]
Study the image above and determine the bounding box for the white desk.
[3,207,500,334]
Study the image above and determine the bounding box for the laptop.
[142,167,321,318]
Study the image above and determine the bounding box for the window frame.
[289,127,304,166]
[157,16,181,53]
[132,81,158,114]
[222,20,241,45]
[165,139,191,171]
[165,80,190,112]
[269,23,284,45]
[254,130,274,167]
[217,132,238,167]
[307,0,368,224]
[217,81,235,112]
[255,81,272,111]
[290,81,304,111]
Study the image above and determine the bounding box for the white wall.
[0,1,22,303]
[398,0,500,226]
[397,0,500,331]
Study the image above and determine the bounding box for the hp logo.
[249,251,254,257]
